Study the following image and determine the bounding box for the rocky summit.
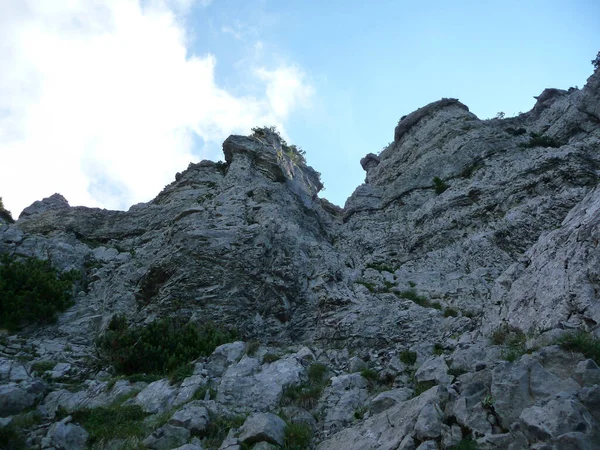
[1,67,600,450]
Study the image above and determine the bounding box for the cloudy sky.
[1,0,598,216]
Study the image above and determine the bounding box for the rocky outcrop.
[1,69,600,449]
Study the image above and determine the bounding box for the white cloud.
[0,0,312,216]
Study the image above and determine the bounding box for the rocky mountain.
[1,67,600,450]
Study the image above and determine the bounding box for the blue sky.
[1,0,598,215]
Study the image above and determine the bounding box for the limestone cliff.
[1,69,600,449]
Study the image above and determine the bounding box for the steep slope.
[1,69,600,449]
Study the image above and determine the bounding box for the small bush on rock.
[399,349,417,365]
[432,176,449,195]
[519,132,561,149]
[284,421,313,450]
[98,316,237,376]
[0,254,79,330]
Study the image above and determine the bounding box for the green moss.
[98,316,237,377]
[0,254,80,330]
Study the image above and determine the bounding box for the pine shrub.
[0,254,79,330]
[98,316,237,376]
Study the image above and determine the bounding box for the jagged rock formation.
[1,68,600,449]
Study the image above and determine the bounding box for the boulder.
[238,412,287,446]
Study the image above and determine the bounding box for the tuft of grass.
[204,414,246,449]
[559,331,600,365]
[192,385,217,401]
[431,302,442,310]
[450,437,478,450]
[360,368,378,382]
[169,363,193,383]
[444,308,459,318]
[284,421,312,450]
[408,281,417,288]
[519,132,561,149]
[31,361,56,373]
[365,263,395,273]
[353,406,368,421]
[492,324,527,362]
[262,353,281,363]
[433,343,445,356]
[70,404,150,445]
[396,290,430,307]
[413,380,437,397]
[355,280,377,293]
[308,363,328,383]
[399,350,417,365]
[505,127,527,136]
[432,176,449,195]
[245,340,260,356]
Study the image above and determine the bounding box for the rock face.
[1,69,600,449]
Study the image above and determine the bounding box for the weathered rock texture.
[1,69,600,449]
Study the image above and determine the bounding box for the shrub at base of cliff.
[98,316,237,377]
[0,254,79,330]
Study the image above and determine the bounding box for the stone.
[238,412,286,446]
[320,373,369,431]
[574,359,600,387]
[0,382,40,416]
[348,356,367,373]
[173,374,208,406]
[413,403,444,440]
[415,441,439,450]
[46,416,89,450]
[142,424,191,450]
[170,402,210,435]
[370,388,412,414]
[519,398,595,441]
[133,379,177,414]
[415,357,452,385]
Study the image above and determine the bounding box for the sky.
[1,0,599,217]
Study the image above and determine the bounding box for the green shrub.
[433,343,445,355]
[0,254,79,330]
[192,385,217,401]
[399,350,417,365]
[98,317,237,376]
[432,176,449,195]
[559,331,600,365]
[284,421,312,450]
[282,363,329,410]
[0,197,14,223]
[490,324,525,347]
[592,51,600,70]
